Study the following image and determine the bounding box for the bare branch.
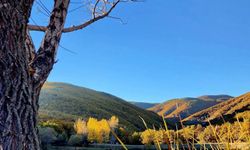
[107,15,127,24]
[64,0,120,32]
[28,24,47,32]
[93,0,101,18]
[28,0,121,33]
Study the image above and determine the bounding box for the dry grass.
[112,113,250,150]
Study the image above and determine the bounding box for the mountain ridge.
[129,101,158,109]
[148,95,233,120]
[184,92,250,124]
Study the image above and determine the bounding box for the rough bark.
[0,0,70,149]
[0,1,39,149]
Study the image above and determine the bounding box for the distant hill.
[184,92,250,124]
[130,102,158,109]
[148,95,233,121]
[39,82,163,131]
[197,95,232,101]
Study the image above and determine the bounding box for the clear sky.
[30,0,250,103]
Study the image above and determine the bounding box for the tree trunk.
[0,0,70,149]
[0,1,41,149]
[0,79,41,150]
[0,0,114,149]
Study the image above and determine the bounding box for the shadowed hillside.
[39,82,163,131]
[148,95,232,120]
[130,102,158,109]
[184,92,250,124]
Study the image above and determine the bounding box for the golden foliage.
[74,118,87,135]
[73,116,119,143]
[108,116,119,129]
[140,129,167,145]
[86,117,98,142]
[87,117,111,143]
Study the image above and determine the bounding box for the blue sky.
[30,0,250,103]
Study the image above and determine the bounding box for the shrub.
[53,132,68,146]
[40,120,63,133]
[39,120,74,136]
[117,127,130,144]
[39,127,58,145]
[128,132,141,145]
[140,129,166,145]
[68,134,83,146]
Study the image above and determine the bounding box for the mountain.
[130,102,158,109]
[38,82,163,131]
[148,95,233,120]
[184,92,250,124]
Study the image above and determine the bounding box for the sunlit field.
[39,112,250,150]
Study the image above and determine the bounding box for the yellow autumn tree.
[98,119,111,143]
[87,117,111,143]
[74,116,120,143]
[108,116,119,129]
[87,117,98,142]
[74,118,88,135]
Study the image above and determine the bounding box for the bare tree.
[0,0,134,149]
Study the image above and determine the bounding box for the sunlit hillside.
[39,82,163,131]
[184,92,250,124]
[148,95,232,120]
